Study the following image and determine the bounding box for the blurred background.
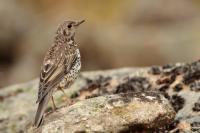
[0,0,200,87]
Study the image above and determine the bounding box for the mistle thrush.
[34,20,85,128]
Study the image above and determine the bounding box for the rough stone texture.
[0,60,200,132]
[29,92,175,133]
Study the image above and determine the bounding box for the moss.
[10,124,17,133]
[16,88,24,93]
[112,106,129,116]
[111,103,139,118]
[56,95,65,104]
[24,88,35,93]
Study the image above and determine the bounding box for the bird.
[34,20,85,128]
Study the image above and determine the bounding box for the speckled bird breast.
[58,49,81,89]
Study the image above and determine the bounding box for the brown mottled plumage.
[34,20,84,128]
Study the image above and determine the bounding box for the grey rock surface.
[0,61,200,132]
[29,92,175,133]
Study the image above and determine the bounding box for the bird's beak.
[75,20,85,26]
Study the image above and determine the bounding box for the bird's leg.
[58,87,71,105]
[51,96,57,111]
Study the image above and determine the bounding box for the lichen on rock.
[29,91,175,133]
[1,60,200,132]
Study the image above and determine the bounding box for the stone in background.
[1,0,200,87]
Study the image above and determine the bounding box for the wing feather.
[36,45,77,103]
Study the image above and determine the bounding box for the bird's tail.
[34,92,51,128]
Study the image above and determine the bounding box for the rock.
[28,92,175,133]
[3,0,200,88]
[0,61,200,132]
[0,79,38,133]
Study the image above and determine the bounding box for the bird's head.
[56,20,85,39]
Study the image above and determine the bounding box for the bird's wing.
[36,44,77,103]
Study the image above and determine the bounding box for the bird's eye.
[67,24,72,29]
[63,30,67,35]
